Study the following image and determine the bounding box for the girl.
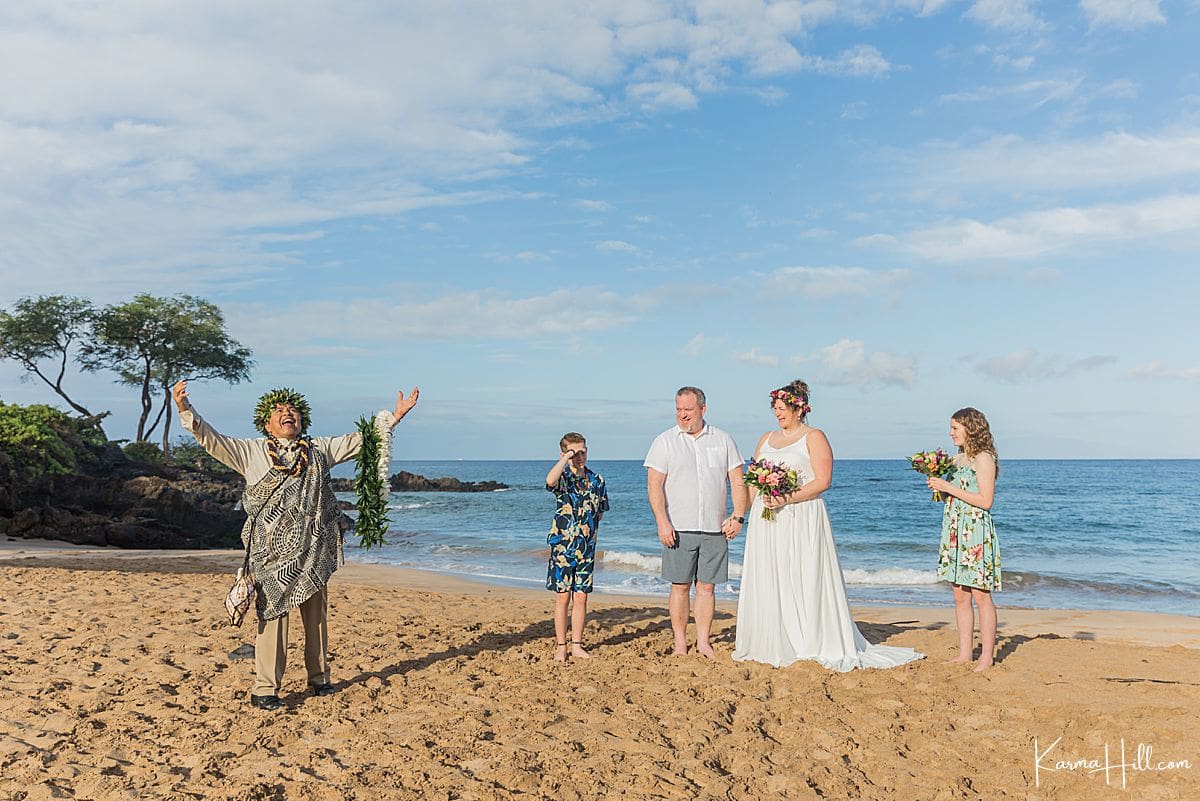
[927,407,1001,672]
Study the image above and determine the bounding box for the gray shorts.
[661,531,729,585]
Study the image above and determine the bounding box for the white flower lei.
[373,409,395,500]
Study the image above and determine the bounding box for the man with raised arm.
[173,379,418,710]
[645,386,747,659]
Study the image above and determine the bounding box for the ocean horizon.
[332,458,1200,618]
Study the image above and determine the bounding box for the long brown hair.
[952,407,999,477]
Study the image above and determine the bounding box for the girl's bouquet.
[743,458,799,521]
[907,448,956,502]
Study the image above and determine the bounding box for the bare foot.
[696,643,716,660]
[554,643,568,663]
[672,643,690,656]
[973,661,993,673]
[571,642,592,659]
[944,655,972,664]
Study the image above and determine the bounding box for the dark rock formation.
[2,428,505,549]
[329,470,508,493]
[1,456,246,549]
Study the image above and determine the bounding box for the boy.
[545,432,609,661]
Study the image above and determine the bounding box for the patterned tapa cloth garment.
[241,445,348,621]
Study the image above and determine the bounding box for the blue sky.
[1,1,1198,459]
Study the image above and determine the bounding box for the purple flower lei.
[770,388,811,415]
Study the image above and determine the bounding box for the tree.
[82,295,253,452]
[0,295,100,418]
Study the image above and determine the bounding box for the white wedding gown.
[733,434,924,671]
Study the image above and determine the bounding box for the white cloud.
[913,130,1200,191]
[851,233,900,248]
[777,45,895,79]
[595,239,640,253]
[627,81,698,111]
[897,0,954,15]
[486,249,556,263]
[1128,362,1200,380]
[800,227,836,239]
[966,0,1048,32]
[992,53,1035,71]
[0,2,912,292]
[939,77,1083,107]
[794,339,917,388]
[756,266,913,298]
[973,348,1116,382]
[1080,0,1165,29]
[229,286,654,350]
[751,86,788,104]
[841,101,869,120]
[819,45,894,78]
[682,334,705,357]
[880,193,1200,263]
[734,348,779,368]
[575,199,614,212]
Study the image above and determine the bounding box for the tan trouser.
[252,587,329,697]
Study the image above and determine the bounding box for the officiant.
[173,380,419,711]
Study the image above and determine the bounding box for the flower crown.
[770,388,811,415]
[253,388,313,435]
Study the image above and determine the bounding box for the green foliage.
[0,295,98,417]
[0,400,105,479]
[81,294,253,450]
[353,416,389,549]
[168,438,234,475]
[122,441,164,465]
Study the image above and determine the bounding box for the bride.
[732,379,924,671]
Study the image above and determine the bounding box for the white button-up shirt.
[644,423,744,533]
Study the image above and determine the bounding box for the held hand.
[762,494,786,510]
[721,516,743,540]
[172,380,190,412]
[657,521,678,548]
[927,476,952,494]
[392,387,420,423]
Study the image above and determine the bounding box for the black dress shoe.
[250,694,283,711]
[310,683,336,697]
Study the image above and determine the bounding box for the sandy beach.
[1,540,1197,800]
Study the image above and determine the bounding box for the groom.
[645,386,747,658]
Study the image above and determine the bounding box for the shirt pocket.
[705,447,728,471]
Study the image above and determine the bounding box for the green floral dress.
[937,459,1001,591]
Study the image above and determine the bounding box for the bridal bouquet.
[743,458,799,521]
[907,448,956,502]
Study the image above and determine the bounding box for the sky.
[1,0,1198,460]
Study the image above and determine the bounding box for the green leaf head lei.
[253,388,312,436]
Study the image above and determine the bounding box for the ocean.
[333,459,1200,617]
